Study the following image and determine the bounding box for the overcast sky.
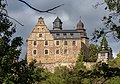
[7,0,120,59]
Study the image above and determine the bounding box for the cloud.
[7,0,120,59]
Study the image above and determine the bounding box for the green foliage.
[39,66,85,84]
[109,51,120,67]
[75,47,86,71]
[109,76,120,84]
[101,36,108,49]
[92,0,120,41]
[83,62,120,84]
[86,44,100,62]
[105,0,120,13]
[0,1,46,84]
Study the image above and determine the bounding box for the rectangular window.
[45,40,48,46]
[33,50,36,55]
[39,34,42,37]
[56,41,59,46]
[45,50,49,55]
[64,49,68,54]
[56,49,60,54]
[64,41,68,45]
[72,41,76,46]
[63,33,67,36]
[56,33,60,36]
[33,41,37,46]
[70,33,73,36]
[101,53,105,56]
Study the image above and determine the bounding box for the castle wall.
[27,39,81,63]
[27,17,89,71]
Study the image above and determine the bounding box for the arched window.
[64,49,68,54]
[33,41,37,46]
[39,34,42,37]
[45,49,49,55]
[64,41,67,45]
[56,49,60,54]
[56,41,59,45]
[45,41,48,46]
[33,50,36,55]
[72,41,76,46]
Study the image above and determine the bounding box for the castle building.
[27,17,89,72]
[97,36,113,63]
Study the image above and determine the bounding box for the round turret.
[53,17,62,30]
[76,20,84,30]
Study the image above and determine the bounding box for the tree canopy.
[92,0,120,41]
[100,36,108,50]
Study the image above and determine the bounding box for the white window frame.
[55,49,60,55]
[56,40,60,46]
[72,41,77,46]
[44,40,49,46]
[39,34,42,38]
[64,41,68,46]
[33,49,37,56]
[33,41,37,46]
[44,49,49,55]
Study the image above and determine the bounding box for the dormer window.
[63,33,67,36]
[70,33,73,36]
[56,33,60,36]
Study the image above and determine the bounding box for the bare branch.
[7,15,24,26]
[18,0,64,14]
[92,2,104,9]
[0,9,24,26]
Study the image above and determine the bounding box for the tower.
[53,17,63,30]
[97,36,113,63]
[76,19,89,61]
[76,19,89,45]
[76,19,87,37]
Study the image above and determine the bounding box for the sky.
[7,0,120,59]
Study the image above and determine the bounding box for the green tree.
[0,1,46,84]
[84,62,120,84]
[86,44,100,62]
[75,47,86,71]
[92,0,120,41]
[0,0,22,83]
[109,51,120,67]
[100,36,108,49]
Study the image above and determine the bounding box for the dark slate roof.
[53,17,62,23]
[50,30,81,40]
[50,30,80,33]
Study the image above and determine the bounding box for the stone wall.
[27,17,89,72]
